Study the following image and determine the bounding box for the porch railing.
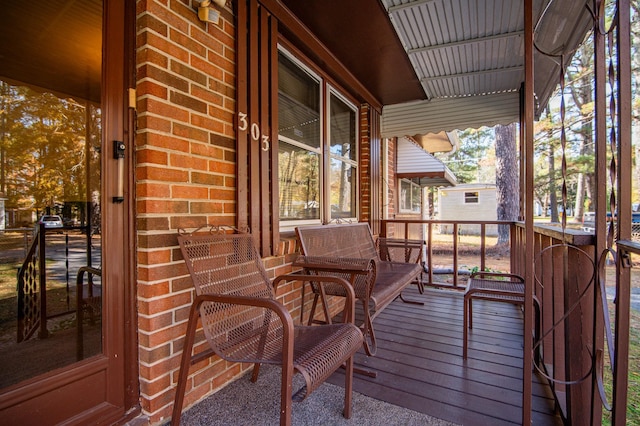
[380,218,631,425]
[380,219,517,290]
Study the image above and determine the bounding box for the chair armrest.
[193,293,294,332]
[377,237,424,263]
[192,293,296,376]
[273,272,357,323]
[293,255,374,275]
[469,271,524,282]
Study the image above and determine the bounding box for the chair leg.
[279,364,293,426]
[171,302,202,426]
[251,363,261,382]
[343,355,354,419]
[307,293,319,325]
[463,295,469,359]
[361,301,377,356]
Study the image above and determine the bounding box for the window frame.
[277,45,359,232]
[399,178,422,214]
[464,191,480,204]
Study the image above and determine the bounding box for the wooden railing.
[380,219,517,290]
[380,219,632,425]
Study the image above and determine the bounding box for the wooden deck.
[327,286,562,426]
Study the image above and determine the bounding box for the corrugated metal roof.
[396,137,457,187]
[385,0,526,100]
[379,0,592,136]
[382,92,519,137]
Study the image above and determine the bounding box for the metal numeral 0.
[250,123,260,141]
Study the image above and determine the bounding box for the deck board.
[327,287,562,426]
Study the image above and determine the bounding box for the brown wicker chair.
[463,271,540,361]
[172,232,363,426]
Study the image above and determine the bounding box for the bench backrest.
[296,223,379,260]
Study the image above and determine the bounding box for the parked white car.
[38,215,64,229]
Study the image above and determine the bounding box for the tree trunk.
[495,123,519,245]
[574,172,586,221]
[548,135,558,223]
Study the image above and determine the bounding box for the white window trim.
[278,46,359,231]
[399,178,422,214]
[325,84,359,223]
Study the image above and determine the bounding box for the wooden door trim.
[0,0,139,422]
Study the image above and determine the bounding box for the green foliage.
[436,127,495,184]
[0,81,101,217]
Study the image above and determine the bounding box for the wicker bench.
[295,223,423,356]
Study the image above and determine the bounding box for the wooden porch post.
[523,0,534,424]
[613,0,632,424]
[593,0,607,422]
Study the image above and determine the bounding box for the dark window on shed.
[464,192,479,203]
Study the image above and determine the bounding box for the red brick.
[138,148,168,165]
[138,80,169,100]
[139,97,190,124]
[170,152,207,170]
[190,201,223,214]
[173,122,209,143]
[192,171,224,186]
[191,113,224,133]
[136,182,171,198]
[137,199,189,215]
[137,165,189,183]
[137,280,171,299]
[209,160,234,175]
[137,46,169,69]
[138,114,172,133]
[171,184,209,200]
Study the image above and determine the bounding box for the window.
[277,48,358,228]
[464,192,479,203]
[400,179,422,213]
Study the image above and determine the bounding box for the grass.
[602,310,640,425]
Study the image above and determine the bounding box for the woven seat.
[463,271,540,360]
[172,232,363,426]
[377,237,424,293]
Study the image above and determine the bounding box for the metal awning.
[379,0,592,137]
[382,92,519,137]
[280,0,593,136]
[396,137,457,187]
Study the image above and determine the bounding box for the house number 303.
[238,112,269,151]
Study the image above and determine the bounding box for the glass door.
[0,0,104,388]
[0,1,130,423]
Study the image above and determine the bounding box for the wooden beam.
[523,0,534,424]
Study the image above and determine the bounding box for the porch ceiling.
[281,0,593,137]
[0,0,102,103]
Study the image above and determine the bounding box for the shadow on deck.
[326,286,562,426]
[177,287,562,426]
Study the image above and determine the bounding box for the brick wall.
[387,137,397,219]
[135,2,345,423]
[359,105,371,224]
[136,2,258,423]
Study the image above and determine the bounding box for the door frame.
[0,0,139,423]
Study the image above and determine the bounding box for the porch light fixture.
[197,0,226,25]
